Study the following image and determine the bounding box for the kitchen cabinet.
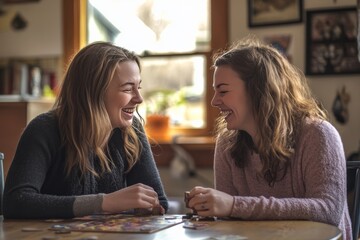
[0,99,54,177]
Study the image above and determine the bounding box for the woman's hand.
[102,183,161,213]
[188,186,234,217]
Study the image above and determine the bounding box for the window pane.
[87,0,210,54]
[87,0,209,129]
[139,56,206,128]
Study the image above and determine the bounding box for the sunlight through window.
[87,0,210,129]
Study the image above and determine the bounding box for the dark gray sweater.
[4,111,168,219]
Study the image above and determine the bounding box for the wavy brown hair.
[54,42,143,178]
[213,35,327,186]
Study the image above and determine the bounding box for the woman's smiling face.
[211,65,256,136]
[104,61,143,128]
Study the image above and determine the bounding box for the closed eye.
[121,81,141,92]
[219,91,228,96]
[123,85,141,93]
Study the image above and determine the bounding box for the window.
[87,0,210,54]
[62,0,228,137]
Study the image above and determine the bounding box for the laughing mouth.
[123,108,135,114]
[220,110,232,118]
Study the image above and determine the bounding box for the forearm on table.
[230,196,341,225]
[73,193,105,217]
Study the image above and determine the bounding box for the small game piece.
[197,216,217,221]
[184,191,190,208]
[184,191,198,215]
[183,221,208,230]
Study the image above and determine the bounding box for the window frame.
[62,0,229,139]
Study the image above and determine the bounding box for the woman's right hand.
[101,183,160,213]
[188,186,234,217]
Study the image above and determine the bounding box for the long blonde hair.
[54,42,143,177]
[213,36,327,186]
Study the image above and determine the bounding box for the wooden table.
[0,215,342,240]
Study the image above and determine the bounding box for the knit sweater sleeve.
[215,120,348,227]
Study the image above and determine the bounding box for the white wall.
[229,0,360,156]
[0,0,62,58]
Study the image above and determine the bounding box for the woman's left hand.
[188,186,234,217]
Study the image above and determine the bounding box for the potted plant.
[144,89,184,141]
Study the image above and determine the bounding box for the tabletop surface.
[0,215,342,240]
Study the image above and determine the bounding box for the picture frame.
[305,7,360,75]
[248,0,303,27]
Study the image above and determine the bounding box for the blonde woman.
[187,36,351,239]
[4,42,168,219]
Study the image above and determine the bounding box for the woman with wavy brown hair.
[187,36,351,239]
[4,42,168,219]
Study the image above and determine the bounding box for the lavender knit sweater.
[214,119,352,240]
